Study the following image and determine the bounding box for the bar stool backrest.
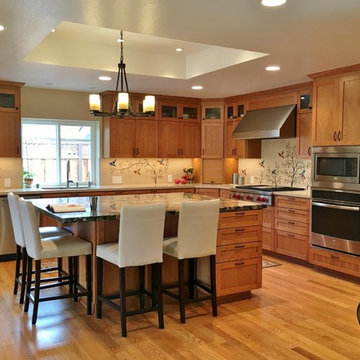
[176,199,220,259]
[118,203,166,268]
[7,192,25,248]
[18,198,43,260]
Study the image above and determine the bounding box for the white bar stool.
[96,203,166,337]
[7,192,70,304]
[163,199,220,323]
[18,198,92,325]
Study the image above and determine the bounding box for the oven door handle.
[312,201,360,212]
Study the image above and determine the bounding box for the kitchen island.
[31,192,265,306]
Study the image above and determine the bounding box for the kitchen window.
[22,119,99,186]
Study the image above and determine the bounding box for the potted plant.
[23,170,34,188]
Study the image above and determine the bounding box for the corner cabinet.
[312,70,360,146]
[0,81,24,157]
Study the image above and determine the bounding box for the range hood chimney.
[232,104,296,140]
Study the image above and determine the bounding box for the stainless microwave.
[312,146,360,190]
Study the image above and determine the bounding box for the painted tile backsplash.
[238,139,311,188]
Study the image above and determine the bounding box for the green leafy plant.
[23,170,34,180]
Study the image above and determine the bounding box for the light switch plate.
[112,175,122,184]
[4,178,11,187]
[167,174,173,183]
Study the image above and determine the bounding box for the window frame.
[21,118,100,186]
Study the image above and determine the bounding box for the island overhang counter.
[30,192,265,307]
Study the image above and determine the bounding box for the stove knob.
[256,197,261,202]
[236,194,241,200]
[238,195,243,200]
[262,198,268,203]
[232,193,237,199]
[246,195,252,200]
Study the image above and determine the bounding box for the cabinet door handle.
[235,228,245,232]
[307,147,311,156]
[333,131,337,141]
[287,209,295,213]
[234,245,245,249]
[338,131,341,141]
[234,262,245,266]
[287,221,295,225]
[235,212,245,216]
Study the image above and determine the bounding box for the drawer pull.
[287,221,295,225]
[234,245,245,249]
[235,228,245,232]
[287,209,295,213]
[234,262,245,266]
[235,212,245,216]
[330,254,339,259]
[287,197,295,201]
[287,233,295,238]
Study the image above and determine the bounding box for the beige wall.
[0,158,23,188]
[21,87,94,121]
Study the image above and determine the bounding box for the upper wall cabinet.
[0,81,24,158]
[201,102,224,121]
[312,69,360,146]
[158,99,200,122]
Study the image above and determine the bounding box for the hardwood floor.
[0,256,359,360]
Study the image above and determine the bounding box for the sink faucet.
[66,159,74,188]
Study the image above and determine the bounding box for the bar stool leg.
[58,257,63,282]
[13,245,21,295]
[96,257,103,319]
[119,267,127,337]
[157,263,164,329]
[188,258,195,299]
[86,254,92,315]
[73,256,79,302]
[139,265,145,310]
[24,256,33,313]
[178,259,186,324]
[210,255,217,317]
[68,257,74,295]
[151,264,157,307]
[32,260,41,325]
[19,247,28,304]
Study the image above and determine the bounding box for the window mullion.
[57,122,62,185]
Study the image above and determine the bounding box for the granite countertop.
[272,189,311,198]
[0,183,235,196]
[30,192,266,224]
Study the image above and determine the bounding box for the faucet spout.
[66,159,73,188]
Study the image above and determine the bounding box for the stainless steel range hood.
[232,104,296,140]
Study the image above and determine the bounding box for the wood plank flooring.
[0,256,359,360]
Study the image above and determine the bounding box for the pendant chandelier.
[89,30,155,117]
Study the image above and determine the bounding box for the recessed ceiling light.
[265,65,280,71]
[176,48,183,52]
[192,85,203,90]
[0,25,5,32]
[261,0,287,7]
[98,76,112,81]
[51,28,56,33]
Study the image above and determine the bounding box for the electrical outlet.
[112,175,122,184]
[4,178,11,188]
[167,174,173,183]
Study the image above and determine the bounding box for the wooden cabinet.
[312,70,360,146]
[225,120,238,157]
[310,246,360,277]
[216,210,263,297]
[274,196,310,261]
[159,121,200,158]
[219,189,231,199]
[262,206,275,251]
[159,99,200,122]
[201,121,223,158]
[0,81,24,158]
[109,118,136,157]
[297,113,312,158]
[195,188,220,197]
[201,102,224,121]
[135,119,158,158]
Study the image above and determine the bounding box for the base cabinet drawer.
[217,226,262,246]
[262,227,275,251]
[275,230,309,260]
[216,258,262,296]
[219,210,262,229]
[216,242,261,263]
[275,196,309,211]
[274,207,309,223]
[275,218,309,236]
[310,247,360,277]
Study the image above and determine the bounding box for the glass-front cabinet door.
[0,88,20,112]
[202,102,224,121]
[182,103,200,121]
[159,101,178,120]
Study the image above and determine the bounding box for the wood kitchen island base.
[33,193,264,310]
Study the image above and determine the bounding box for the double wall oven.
[311,146,360,256]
